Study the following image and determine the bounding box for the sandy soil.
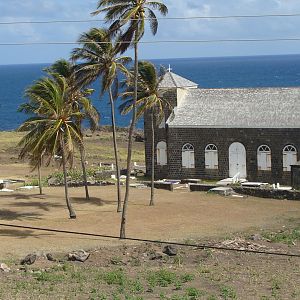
[0,185,300,259]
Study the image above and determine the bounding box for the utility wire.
[1,38,300,46]
[2,13,300,25]
[0,223,299,258]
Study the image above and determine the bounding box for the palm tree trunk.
[120,34,139,239]
[37,159,43,195]
[61,135,76,219]
[109,87,122,213]
[80,145,90,201]
[149,110,155,206]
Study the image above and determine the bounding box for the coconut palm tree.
[18,75,84,219]
[46,59,99,201]
[71,28,131,212]
[120,61,171,206]
[92,0,168,238]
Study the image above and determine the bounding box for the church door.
[229,142,247,178]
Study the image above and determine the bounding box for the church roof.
[159,71,198,89]
[167,87,300,128]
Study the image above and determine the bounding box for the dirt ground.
[1,185,300,260]
[1,131,300,299]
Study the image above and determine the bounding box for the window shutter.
[182,151,188,168]
[267,153,271,171]
[161,148,167,165]
[213,152,218,169]
[283,153,288,171]
[190,151,195,168]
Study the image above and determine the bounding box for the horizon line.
[1,53,300,67]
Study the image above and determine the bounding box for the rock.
[134,134,144,143]
[149,252,163,260]
[162,245,177,256]
[0,263,10,272]
[47,177,60,186]
[68,250,90,262]
[46,253,55,262]
[250,234,262,241]
[86,133,93,137]
[21,253,37,265]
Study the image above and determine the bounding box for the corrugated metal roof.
[159,71,198,89]
[167,87,300,128]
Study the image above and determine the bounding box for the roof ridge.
[169,72,178,88]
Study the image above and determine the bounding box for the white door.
[229,142,247,178]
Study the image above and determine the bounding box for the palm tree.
[46,59,99,201]
[120,61,171,206]
[71,28,131,212]
[92,0,168,238]
[18,75,84,219]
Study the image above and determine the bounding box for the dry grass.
[0,129,145,179]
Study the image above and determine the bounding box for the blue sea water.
[1,54,300,131]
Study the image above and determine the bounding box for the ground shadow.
[8,201,64,212]
[0,228,54,239]
[0,209,42,221]
[0,193,33,200]
[71,197,110,206]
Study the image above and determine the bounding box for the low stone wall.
[189,184,218,192]
[233,187,300,201]
[152,182,174,192]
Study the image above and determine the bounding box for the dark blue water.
[1,54,300,131]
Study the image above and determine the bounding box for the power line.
[0,223,299,258]
[1,38,300,46]
[2,13,300,25]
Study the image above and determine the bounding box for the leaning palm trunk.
[109,87,122,212]
[150,109,155,206]
[37,160,43,195]
[79,145,90,201]
[120,37,138,239]
[61,135,76,219]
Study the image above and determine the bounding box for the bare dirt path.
[0,186,300,259]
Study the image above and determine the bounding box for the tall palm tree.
[18,75,84,219]
[92,0,168,238]
[120,61,171,206]
[71,28,131,213]
[46,59,99,201]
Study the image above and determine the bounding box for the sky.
[1,0,300,65]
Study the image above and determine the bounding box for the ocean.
[1,54,300,131]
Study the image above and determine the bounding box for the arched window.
[283,145,297,172]
[156,141,167,166]
[205,144,218,170]
[257,145,271,171]
[182,143,195,168]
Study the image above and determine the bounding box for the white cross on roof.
[167,64,172,72]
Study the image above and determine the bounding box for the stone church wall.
[166,127,300,185]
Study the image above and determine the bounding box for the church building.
[144,69,300,185]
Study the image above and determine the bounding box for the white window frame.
[257,145,271,171]
[283,145,297,172]
[182,143,195,168]
[156,141,167,166]
[205,144,218,170]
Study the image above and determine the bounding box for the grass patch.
[101,268,127,286]
[146,269,177,288]
[220,285,237,299]
[262,227,300,245]
[33,271,65,283]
